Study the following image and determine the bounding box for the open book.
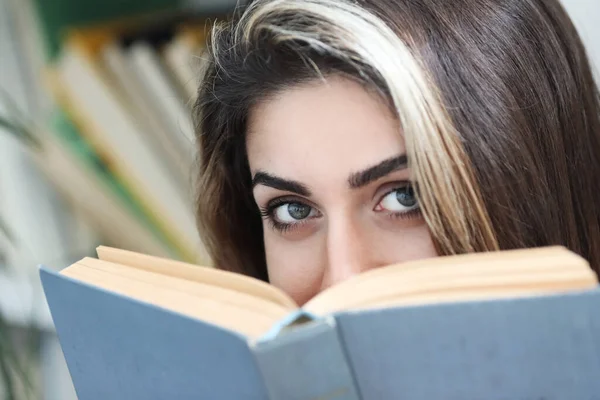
[51,245,596,337]
[40,246,600,400]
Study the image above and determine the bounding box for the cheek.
[376,224,438,263]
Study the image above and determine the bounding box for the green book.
[30,0,240,60]
[31,0,182,60]
[47,109,181,258]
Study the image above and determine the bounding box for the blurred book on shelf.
[2,2,245,398]
[46,23,208,264]
[13,0,244,268]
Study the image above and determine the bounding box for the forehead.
[246,76,405,185]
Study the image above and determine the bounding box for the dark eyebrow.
[348,155,408,189]
[252,171,311,196]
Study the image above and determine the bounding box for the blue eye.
[260,198,322,234]
[377,186,419,212]
[274,203,315,223]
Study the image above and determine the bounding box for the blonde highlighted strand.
[195,0,600,277]
[208,0,499,256]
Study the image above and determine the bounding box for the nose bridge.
[324,210,370,286]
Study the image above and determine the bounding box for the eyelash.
[259,185,422,234]
[378,183,422,221]
[386,207,422,221]
[259,197,311,233]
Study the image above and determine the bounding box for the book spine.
[250,314,361,400]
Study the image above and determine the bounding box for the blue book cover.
[39,246,600,400]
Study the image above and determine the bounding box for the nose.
[321,214,375,289]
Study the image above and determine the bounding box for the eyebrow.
[251,154,407,195]
[348,155,408,189]
[252,171,311,196]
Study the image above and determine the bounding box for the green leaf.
[0,89,41,150]
[0,318,18,400]
[0,214,14,244]
[0,312,37,400]
[0,115,41,150]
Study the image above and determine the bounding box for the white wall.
[561,0,600,79]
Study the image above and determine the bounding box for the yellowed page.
[62,263,277,338]
[313,269,596,314]
[353,280,596,312]
[96,246,298,310]
[78,258,290,320]
[305,247,597,314]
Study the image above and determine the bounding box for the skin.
[247,76,437,306]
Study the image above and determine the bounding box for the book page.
[78,257,290,319]
[303,247,598,315]
[61,262,278,338]
[96,246,298,309]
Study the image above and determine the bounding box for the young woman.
[193,0,600,306]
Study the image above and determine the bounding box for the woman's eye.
[274,202,315,223]
[376,186,419,212]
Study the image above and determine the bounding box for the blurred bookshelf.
[0,0,242,398]
[1,0,598,399]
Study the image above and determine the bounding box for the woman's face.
[247,76,437,305]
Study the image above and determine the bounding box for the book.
[126,39,196,158]
[34,109,178,258]
[40,245,600,399]
[101,39,193,190]
[162,25,208,101]
[47,29,207,264]
[29,0,182,60]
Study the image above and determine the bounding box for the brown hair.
[193,0,600,280]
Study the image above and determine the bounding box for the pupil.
[396,187,417,207]
[288,203,310,220]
